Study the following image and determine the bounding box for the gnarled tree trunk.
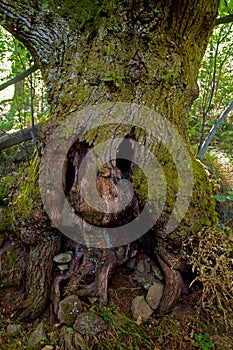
[0,0,219,321]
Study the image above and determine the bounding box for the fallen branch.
[0,123,41,151]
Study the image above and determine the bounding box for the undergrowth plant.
[182,227,233,328]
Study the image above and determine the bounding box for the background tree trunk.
[0,0,219,320]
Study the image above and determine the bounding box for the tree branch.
[198,101,233,160]
[0,0,69,65]
[215,14,233,25]
[0,64,40,92]
[0,122,41,151]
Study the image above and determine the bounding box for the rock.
[73,312,107,335]
[152,265,164,281]
[146,281,164,310]
[116,246,125,259]
[131,296,153,320]
[6,324,21,336]
[28,322,46,349]
[88,297,98,304]
[58,295,83,326]
[53,252,72,264]
[137,260,145,273]
[127,257,136,269]
[57,264,69,271]
[131,255,163,288]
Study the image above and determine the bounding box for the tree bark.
[0,0,219,321]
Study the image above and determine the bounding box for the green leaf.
[213,194,226,202]
[0,122,13,131]
[221,130,233,136]
[103,77,114,82]
[43,2,49,9]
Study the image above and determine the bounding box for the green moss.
[0,173,17,205]
[177,158,218,236]
[10,152,41,228]
[7,249,16,268]
[0,168,22,231]
[132,167,148,205]
[0,233,4,248]
[48,0,116,30]
[132,139,217,238]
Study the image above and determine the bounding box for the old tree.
[0,0,225,323]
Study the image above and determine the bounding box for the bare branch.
[215,14,233,25]
[0,122,41,151]
[0,64,40,92]
[198,101,233,159]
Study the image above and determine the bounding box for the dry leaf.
[136,315,142,326]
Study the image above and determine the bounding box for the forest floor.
[0,147,233,350]
[0,265,233,350]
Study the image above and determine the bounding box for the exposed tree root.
[95,249,117,304]
[14,230,187,321]
[157,254,185,313]
[54,245,137,307]
[53,243,84,314]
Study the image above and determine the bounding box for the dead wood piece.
[0,64,39,92]
[0,123,41,151]
[157,255,184,313]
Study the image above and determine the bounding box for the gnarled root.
[53,243,84,314]
[56,244,137,306]
[64,248,118,304]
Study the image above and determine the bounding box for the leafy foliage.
[194,332,214,350]
[218,0,233,17]
[0,27,47,133]
[189,12,233,155]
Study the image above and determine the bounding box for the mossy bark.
[0,0,219,320]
